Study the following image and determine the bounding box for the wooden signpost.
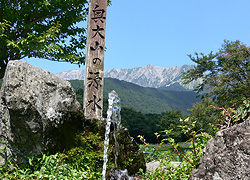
[84,0,107,119]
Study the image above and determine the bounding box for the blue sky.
[23,0,250,74]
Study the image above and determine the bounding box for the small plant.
[212,99,250,129]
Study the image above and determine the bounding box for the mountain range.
[55,64,202,91]
[56,69,84,80]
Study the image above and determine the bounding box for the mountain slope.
[104,64,202,90]
[56,69,84,80]
[69,78,201,114]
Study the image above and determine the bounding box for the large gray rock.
[189,118,250,180]
[0,60,83,165]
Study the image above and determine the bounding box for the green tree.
[182,40,250,107]
[121,107,154,143]
[188,97,219,135]
[0,0,111,79]
[156,110,185,142]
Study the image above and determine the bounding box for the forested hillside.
[69,78,201,114]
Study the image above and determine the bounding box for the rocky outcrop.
[189,118,250,180]
[0,60,146,176]
[0,60,83,165]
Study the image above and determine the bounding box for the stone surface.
[109,126,146,175]
[146,161,161,172]
[189,118,250,180]
[146,161,181,172]
[0,60,83,165]
[106,167,134,180]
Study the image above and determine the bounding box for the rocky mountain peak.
[104,64,200,90]
[56,69,84,80]
[55,64,202,91]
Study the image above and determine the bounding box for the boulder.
[146,160,181,172]
[189,118,250,180]
[0,60,146,176]
[0,60,83,165]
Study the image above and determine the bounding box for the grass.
[140,143,191,163]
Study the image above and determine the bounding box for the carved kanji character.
[92,25,105,39]
[90,41,104,52]
[87,72,102,89]
[92,58,101,64]
[92,5,106,23]
[87,95,102,111]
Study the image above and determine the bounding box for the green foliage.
[0,132,109,179]
[157,110,185,142]
[188,97,220,135]
[69,80,84,91]
[0,0,91,78]
[0,153,87,179]
[140,143,190,163]
[212,99,250,129]
[70,79,200,143]
[119,107,189,143]
[138,117,213,179]
[121,107,158,143]
[64,132,107,179]
[182,40,250,107]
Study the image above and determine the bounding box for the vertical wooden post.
[84,0,107,119]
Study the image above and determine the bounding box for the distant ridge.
[56,69,84,80]
[56,65,202,91]
[104,64,202,90]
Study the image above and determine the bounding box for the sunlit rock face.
[0,60,83,165]
[56,69,84,80]
[189,117,250,180]
[104,64,202,90]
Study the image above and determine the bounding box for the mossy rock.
[108,126,146,175]
[81,118,146,176]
